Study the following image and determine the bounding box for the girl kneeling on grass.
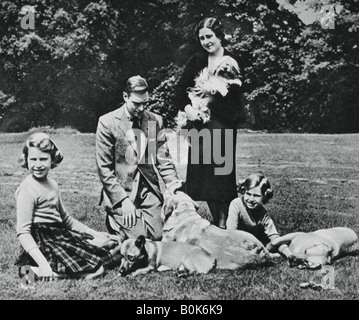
[226,173,291,258]
[15,132,116,281]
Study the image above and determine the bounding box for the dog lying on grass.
[270,227,359,269]
[119,235,215,277]
[161,192,272,269]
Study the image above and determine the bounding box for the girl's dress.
[175,50,246,203]
[15,175,112,275]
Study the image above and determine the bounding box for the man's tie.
[131,117,140,130]
[131,117,142,156]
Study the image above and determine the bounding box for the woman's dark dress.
[175,50,245,203]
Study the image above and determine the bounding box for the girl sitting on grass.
[15,132,118,281]
[226,173,291,258]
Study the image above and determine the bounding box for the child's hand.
[86,229,108,239]
[25,247,55,281]
[86,231,121,250]
[266,242,275,252]
[38,263,54,281]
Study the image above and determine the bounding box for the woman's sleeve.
[204,53,245,125]
[219,53,247,124]
[209,85,244,126]
[174,55,197,111]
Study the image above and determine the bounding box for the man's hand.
[115,198,137,228]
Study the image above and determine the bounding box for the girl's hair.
[124,75,149,95]
[238,173,273,204]
[20,132,63,169]
[195,17,229,46]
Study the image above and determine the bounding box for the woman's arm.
[212,51,246,125]
[174,54,199,111]
[210,83,245,126]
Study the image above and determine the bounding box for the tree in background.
[283,0,359,133]
[0,0,121,131]
[149,0,359,133]
[1,0,358,133]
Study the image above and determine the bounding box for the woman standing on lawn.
[15,132,117,281]
[175,17,246,228]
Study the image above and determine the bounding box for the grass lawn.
[0,130,359,300]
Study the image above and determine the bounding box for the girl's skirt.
[15,223,113,275]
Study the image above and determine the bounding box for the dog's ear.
[180,192,199,210]
[162,201,175,220]
[135,235,146,249]
[324,244,333,264]
[161,193,180,221]
[165,180,184,196]
[192,199,199,210]
[163,189,172,204]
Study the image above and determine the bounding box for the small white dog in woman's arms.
[270,227,359,269]
[176,55,242,130]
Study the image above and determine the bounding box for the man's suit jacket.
[96,104,178,209]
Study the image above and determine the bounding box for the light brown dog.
[161,192,272,269]
[119,235,215,277]
[271,227,359,269]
